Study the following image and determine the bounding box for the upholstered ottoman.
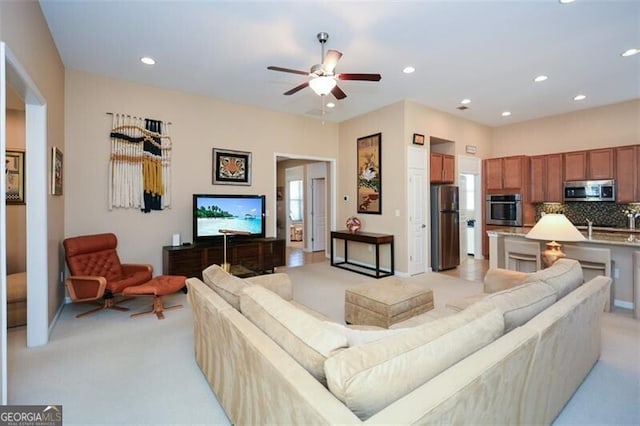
[345,277,434,328]
[123,275,186,320]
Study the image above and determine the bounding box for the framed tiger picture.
[212,148,252,185]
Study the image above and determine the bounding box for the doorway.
[2,42,50,405]
[274,154,335,267]
[457,156,482,260]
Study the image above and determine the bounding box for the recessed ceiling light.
[326,102,335,108]
[621,48,640,57]
[501,111,512,117]
[460,99,471,105]
[140,56,156,65]
[559,0,575,4]
[533,75,548,82]
[574,94,587,101]
[403,66,415,74]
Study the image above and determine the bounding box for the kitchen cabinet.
[616,145,640,202]
[530,154,563,203]
[482,224,504,258]
[484,155,528,192]
[430,153,455,183]
[564,148,614,181]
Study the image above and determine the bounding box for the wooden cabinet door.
[502,156,524,189]
[616,145,638,202]
[564,151,587,181]
[530,155,546,202]
[485,158,504,190]
[430,153,443,183]
[442,154,455,183]
[546,154,564,202]
[588,148,614,179]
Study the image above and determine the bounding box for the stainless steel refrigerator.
[430,185,460,271]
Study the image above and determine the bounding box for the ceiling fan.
[267,32,382,100]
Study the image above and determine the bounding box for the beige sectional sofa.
[186,260,611,425]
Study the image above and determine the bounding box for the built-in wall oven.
[486,194,523,226]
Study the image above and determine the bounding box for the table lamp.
[525,214,586,267]
[219,229,251,272]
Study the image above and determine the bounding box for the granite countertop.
[487,226,640,247]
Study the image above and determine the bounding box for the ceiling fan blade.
[283,81,309,96]
[331,85,347,100]
[338,73,382,81]
[267,66,309,76]
[323,49,343,73]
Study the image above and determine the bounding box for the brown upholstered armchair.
[63,233,153,317]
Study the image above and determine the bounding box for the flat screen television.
[193,194,266,243]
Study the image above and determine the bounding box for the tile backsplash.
[536,202,640,228]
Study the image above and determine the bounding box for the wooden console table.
[330,230,394,278]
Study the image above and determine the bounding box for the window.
[289,179,303,221]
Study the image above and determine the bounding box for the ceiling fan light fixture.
[309,76,337,96]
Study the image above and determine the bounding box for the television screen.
[193,194,266,243]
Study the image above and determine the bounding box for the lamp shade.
[309,76,337,96]
[525,214,586,242]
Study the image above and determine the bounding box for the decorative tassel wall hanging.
[108,114,172,212]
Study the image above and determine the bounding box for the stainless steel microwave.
[563,180,616,202]
[486,194,523,226]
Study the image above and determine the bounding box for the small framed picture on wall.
[6,150,25,204]
[51,147,63,195]
[412,133,425,145]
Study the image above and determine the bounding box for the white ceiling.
[39,0,640,127]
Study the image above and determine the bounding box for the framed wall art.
[357,133,381,214]
[6,150,25,204]
[212,148,252,185]
[51,147,63,195]
[412,133,425,145]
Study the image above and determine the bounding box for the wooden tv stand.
[162,238,285,279]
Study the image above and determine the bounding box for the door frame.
[274,153,336,258]
[407,145,428,275]
[1,42,50,405]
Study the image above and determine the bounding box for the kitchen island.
[487,227,640,319]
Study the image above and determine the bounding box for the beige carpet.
[6,261,640,425]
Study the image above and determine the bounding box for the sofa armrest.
[245,273,293,300]
[65,275,107,302]
[483,268,528,293]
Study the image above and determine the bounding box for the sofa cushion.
[244,273,293,301]
[240,285,348,385]
[480,280,558,332]
[483,268,529,293]
[323,321,408,346]
[521,258,583,299]
[324,303,504,420]
[202,264,250,310]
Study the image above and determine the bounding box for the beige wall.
[491,99,640,157]
[6,109,26,274]
[65,70,339,274]
[337,101,492,273]
[1,0,66,323]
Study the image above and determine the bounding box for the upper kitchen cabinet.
[564,148,614,181]
[484,155,529,193]
[530,154,563,203]
[430,152,455,183]
[616,145,640,202]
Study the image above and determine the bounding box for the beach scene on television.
[196,197,263,236]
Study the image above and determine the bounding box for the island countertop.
[486,227,640,248]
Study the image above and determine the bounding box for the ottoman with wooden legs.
[345,277,434,328]
[123,275,186,319]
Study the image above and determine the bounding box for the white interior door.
[408,167,426,275]
[459,174,469,259]
[311,178,326,251]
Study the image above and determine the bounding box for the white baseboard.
[613,299,634,310]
